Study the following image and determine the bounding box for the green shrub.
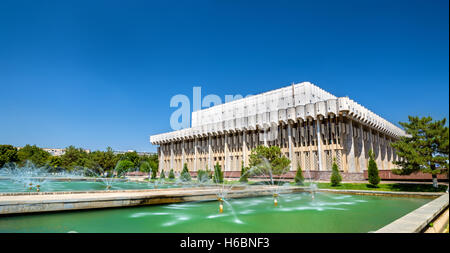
[160,169,166,180]
[206,165,213,179]
[213,162,224,183]
[294,163,304,185]
[115,160,134,175]
[330,160,342,186]
[368,150,380,187]
[151,166,157,179]
[180,163,191,181]
[197,169,209,183]
[168,169,175,180]
[140,161,151,173]
[239,162,249,183]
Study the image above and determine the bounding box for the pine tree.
[168,169,175,180]
[197,169,209,183]
[239,161,248,183]
[367,150,380,187]
[391,116,449,188]
[151,166,157,179]
[213,162,223,183]
[160,169,166,180]
[330,159,342,186]
[180,163,191,181]
[206,165,213,179]
[294,163,304,185]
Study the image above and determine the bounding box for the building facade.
[150,82,406,179]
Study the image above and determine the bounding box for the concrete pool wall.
[0,186,306,215]
[376,193,449,233]
[0,186,446,233]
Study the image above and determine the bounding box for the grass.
[142,177,448,193]
[291,182,448,192]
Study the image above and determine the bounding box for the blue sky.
[0,0,448,152]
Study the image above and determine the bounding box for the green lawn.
[291,182,448,192]
[142,177,448,193]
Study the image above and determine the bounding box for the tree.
[249,146,291,176]
[330,159,342,186]
[17,145,51,167]
[239,161,249,183]
[391,116,449,188]
[294,163,304,185]
[213,162,223,183]
[47,156,63,169]
[118,151,140,167]
[160,169,166,180]
[367,150,380,187]
[90,147,118,171]
[151,165,158,179]
[205,165,213,179]
[140,161,151,173]
[60,146,89,170]
[197,169,209,183]
[0,145,18,168]
[115,160,134,176]
[180,163,191,181]
[168,169,175,180]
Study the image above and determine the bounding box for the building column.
[369,128,374,155]
[242,131,248,167]
[224,134,229,171]
[346,118,356,172]
[383,134,388,170]
[158,146,164,171]
[339,116,348,171]
[359,124,366,171]
[263,129,268,147]
[376,131,382,169]
[194,138,198,171]
[170,142,174,171]
[316,118,324,171]
[181,140,186,168]
[287,122,294,171]
[208,135,212,171]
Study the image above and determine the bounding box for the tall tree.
[249,145,291,176]
[17,145,51,167]
[60,146,89,170]
[391,116,449,188]
[180,163,191,181]
[294,163,304,185]
[367,150,380,187]
[239,161,249,183]
[213,162,223,183]
[330,159,342,186]
[0,145,18,168]
[118,151,140,167]
[89,147,118,172]
[115,160,134,176]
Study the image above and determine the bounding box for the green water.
[0,179,184,192]
[0,192,431,233]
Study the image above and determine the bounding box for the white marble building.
[150,82,405,178]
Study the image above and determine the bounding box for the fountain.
[247,157,292,207]
[0,161,145,192]
[0,161,50,192]
[301,162,319,200]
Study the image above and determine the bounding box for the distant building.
[113,150,155,156]
[43,148,66,156]
[15,147,91,156]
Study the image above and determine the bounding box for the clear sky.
[0,0,448,153]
